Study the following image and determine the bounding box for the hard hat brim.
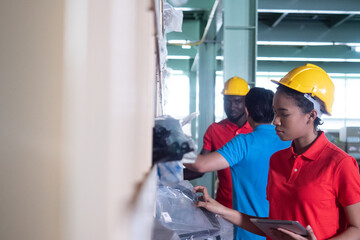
[271,79,280,85]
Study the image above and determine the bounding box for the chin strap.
[304,93,322,119]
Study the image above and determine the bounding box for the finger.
[277,227,307,240]
[195,200,207,208]
[270,229,286,239]
[194,186,210,201]
[193,186,205,199]
[306,225,317,240]
[194,185,207,193]
[193,185,205,192]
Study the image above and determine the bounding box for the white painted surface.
[0,0,156,239]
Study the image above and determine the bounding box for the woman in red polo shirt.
[194,64,360,240]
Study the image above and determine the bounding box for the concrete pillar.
[197,43,216,151]
[193,41,216,197]
[223,0,257,86]
[189,59,198,142]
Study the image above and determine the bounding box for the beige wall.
[0,0,155,239]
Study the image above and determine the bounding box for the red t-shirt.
[267,132,360,239]
[203,119,252,208]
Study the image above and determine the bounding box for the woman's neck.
[293,130,319,155]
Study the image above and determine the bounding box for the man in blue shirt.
[185,87,291,240]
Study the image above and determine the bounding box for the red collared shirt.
[203,119,252,208]
[267,132,360,239]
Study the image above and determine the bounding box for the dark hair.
[276,85,323,129]
[245,87,274,123]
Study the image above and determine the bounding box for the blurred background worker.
[184,76,252,209]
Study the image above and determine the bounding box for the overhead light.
[257,57,360,63]
[167,40,188,44]
[166,55,191,60]
[257,72,360,78]
[328,73,346,77]
[257,41,333,46]
[257,9,360,15]
[257,41,360,47]
[355,46,360,52]
[174,7,206,12]
[182,45,191,49]
[345,73,360,77]
[216,56,224,60]
[257,72,288,76]
[335,43,360,47]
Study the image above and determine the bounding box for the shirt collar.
[225,118,251,130]
[253,124,275,131]
[290,131,328,161]
[241,121,252,130]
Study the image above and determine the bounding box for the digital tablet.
[250,218,308,239]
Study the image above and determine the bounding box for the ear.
[309,109,318,121]
[245,107,249,118]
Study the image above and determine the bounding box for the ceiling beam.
[330,14,355,28]
[258,0,360,12]
[258,9,360,15]
[258,21,360,43]
[271,13,288,28]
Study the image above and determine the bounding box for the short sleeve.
[217,135,247,167]
[334,156,360,206]
[202,125,214,151]
[266,154,276,201]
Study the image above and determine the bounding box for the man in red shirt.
[184,76,252,209]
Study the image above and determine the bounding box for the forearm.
[183,168,204,180]
[329,226,360,240]
[184,155,208,172]
[184,152,229,173]
[195,185,266,236]
[329,202,360,239]
[217,207,266,236]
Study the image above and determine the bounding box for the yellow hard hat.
[271,63,334,115]
[222,76,249,96]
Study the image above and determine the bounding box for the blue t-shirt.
[218,124,291,240]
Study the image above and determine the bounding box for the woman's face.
[273,91,312,141]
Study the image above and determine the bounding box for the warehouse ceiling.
[167,0,360,73]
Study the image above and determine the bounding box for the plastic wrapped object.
[152,219,181,240]
[159,37,168,72]
[157,161,183,185]
[152,115,195,164]
[155,181,222,240]
[163,2,183,33]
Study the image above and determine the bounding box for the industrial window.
[163,73,190,120]
[256,73,360,131]
[215,74,225,122]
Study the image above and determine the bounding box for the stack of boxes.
[339,127,360,164]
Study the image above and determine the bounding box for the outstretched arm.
[184,151,229,173]
[183,148,210,180]
[194,185,266,237]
